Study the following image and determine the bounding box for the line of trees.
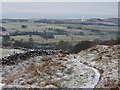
[57,40,96,53]
[2,34,120,53]
[13,38,34,48]
[2,35,34,48]
[57,37,120,53]
[9,31,54,39]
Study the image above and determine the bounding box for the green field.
[1,18,118,44]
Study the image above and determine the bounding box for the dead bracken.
[1,44,120,89]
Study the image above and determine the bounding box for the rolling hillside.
[1,44,119,89]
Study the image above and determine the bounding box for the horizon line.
[1,17,118,20]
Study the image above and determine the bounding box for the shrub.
[21,25,27,28]
[72,41,95,53]
[1,27,6,31]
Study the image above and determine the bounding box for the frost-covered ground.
[0,65,5,90]
[1,44,119,89]
[0,48,24,89]
[76,45,119,88]
[0,48,24,58]
[68,57,100,88]
[2,54,100,88]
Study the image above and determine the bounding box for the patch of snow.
[66,55,100,88]
[44,85,57,88]
[0,71,5,90]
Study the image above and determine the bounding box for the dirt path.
[69,55,100,88]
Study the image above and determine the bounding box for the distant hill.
[104,18,118,24]
[1,19,28,23]
[0,18,118,25]
[86,18,104,22]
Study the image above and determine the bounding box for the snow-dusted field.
[76,45,119,88]
[0,48,24,89]
[1,44,119,89]
[66,57,100,88]
[2,53,101,88]
[0,48,24,58]
[0,66,5,90]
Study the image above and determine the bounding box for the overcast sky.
[1,2,118,19]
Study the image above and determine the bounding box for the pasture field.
[1,18,118,45]
[11,35,84,44]
[58,24,118,32]
[11,35,44,42]
[11,35,60,43]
